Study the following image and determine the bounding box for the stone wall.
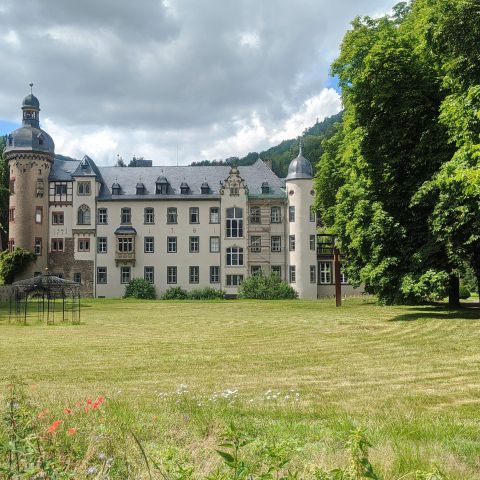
[48,238,94,296]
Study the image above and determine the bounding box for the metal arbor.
[9,272,81,325]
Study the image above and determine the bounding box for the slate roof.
[49,157,286,199]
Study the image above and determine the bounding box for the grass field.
[1,297,480,478]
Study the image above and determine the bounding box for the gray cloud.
[0,0,394,164]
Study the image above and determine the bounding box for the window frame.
[144,266,155,284]
[51,238,64,252]
[121,207,131,225]
[52,211,64,225]
[250,236,261,253]
[210,266,220,284]
[97,237,107,254]
[144,236,155,253]
[77,181,91,196]
[117,237,133,253]
[167,207,177,224]
[209,236,220,253]
[144,207,155,225]
[78,238,90,252]
[189,236,200,253]
[77,204,91,225]
[97,266,107,284]
[167,236,177,253]
[120,266,131,284]
[289,265,296,283]
[189,266,200,284]
[226,207,243,238]
[189,207,200,224]
[270,206,281,223]
[167,266,177,284]
[310,265,317,284]
[288,206,295,223]
[319,262,332,284]
[226,246,244,266]
[209,207,220,224]
[250,206,261,224]
[35,206,43,224]
[289,235,295,252]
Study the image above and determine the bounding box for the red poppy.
[86,399,92,405]
[64,408,72,414]
[84,406,89,413]
[67,427,77,436]
[47,420,61,433]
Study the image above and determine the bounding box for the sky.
[0,0,393,166]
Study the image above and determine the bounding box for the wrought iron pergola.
[9,272,81,325]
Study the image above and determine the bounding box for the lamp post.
[333,238,341,307]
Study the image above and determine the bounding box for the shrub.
[459,284,471,300]
[238,272,297,300]
[124,278,156,299]
[161,286,188,300]
[0,248,36,284]
[188,287,226,300]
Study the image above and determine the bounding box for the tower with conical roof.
[5,86,55,278]
[285,141,317,299]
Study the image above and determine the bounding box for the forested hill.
[191,111,342,178]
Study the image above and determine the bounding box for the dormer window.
[156,176,169,195]
[37,133,44,146]
[136,183,146,195]
[261,181,270,194]
[201,182,210,194]
[112,183,121,195]
[8,134,13,146]
[180,182,190,195]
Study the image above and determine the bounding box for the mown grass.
[1,297,480,478]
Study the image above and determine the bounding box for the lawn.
[1,297,480,478]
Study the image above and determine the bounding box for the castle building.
[6,92,361,299]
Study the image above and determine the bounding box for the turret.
[285,142,317,299]
[5,85,55,278]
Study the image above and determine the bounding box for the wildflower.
[64,408,72,414]
[92,402,99,409]
[75,401,81,407]
[84,406,89,413]
[37,408,49,419]
[67,427,77,435]
[96,396,105,404]
[86,466,97,475]
[99,453,106,461]
[86,399,92,405]
[47,420,61,433]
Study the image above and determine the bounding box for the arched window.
[226,208,243,238]
[77,204,91,225]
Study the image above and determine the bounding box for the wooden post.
[333,247,342,307]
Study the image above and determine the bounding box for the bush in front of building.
[188,287,226,300]
[124,278,156,300]
[161,286,189,300]
[0,248,36,284]
[238,272,297,300]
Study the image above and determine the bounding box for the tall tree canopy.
[315,0,465,304]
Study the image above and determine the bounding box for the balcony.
[115,251,135,266]
[317,234,334,258]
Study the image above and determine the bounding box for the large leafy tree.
[315,3,455,304]
[414,0,480,293]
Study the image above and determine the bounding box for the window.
[167,207,177,224]
[226,208,243,238]
[210,266,220,283]
[226,274,243,286]
[167,266,177,284]
[55,183,68,195]
[51,238,64,252]
[34,238,42,255]
[8,239,14,252]
[144,207,154,224]
[74,272,82,284]
[144,266,154,283]
[97,208,107,224]
[189,266,199,284]
[78,238,90,252]
[289,235,295,252]
[121,266,131,284]
[167,236,177,253]
[36,179,44,196]
[250,206,261,224]
[320,262,332,284]
[97,267,107,284]
[289,206,295,222]
[250,236,261,253]
[52,211,64,225]
[310,206,316,223]
[77,205,90,225]
[97,237,107,253]
[270,206,281,223]
[271,236,281,252]
[78,182,91,195]
[9,208,15,223]
[230,186,239,196]
[289,265,296,283]
[310,235,316,251]
[340,267,348,285]
[226,247,244,266]
[35,206,43,224]
[251,266,262,276]
[121,208,131,225]
[136,183,146,195]
[9,178,15,194]
[210,236,220,253]
[189,207,199,224]
[144,236,154,253]
[310,265,317,284]
[210,207,219,224]
[118,237,133,252]
[271,265,281,277]
[189,236,199,253]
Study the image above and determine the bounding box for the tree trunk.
[448,273,460,308]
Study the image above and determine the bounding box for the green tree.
[316,5,455,304]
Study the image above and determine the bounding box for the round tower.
[5,87,55,278]
[285,143,317,299]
